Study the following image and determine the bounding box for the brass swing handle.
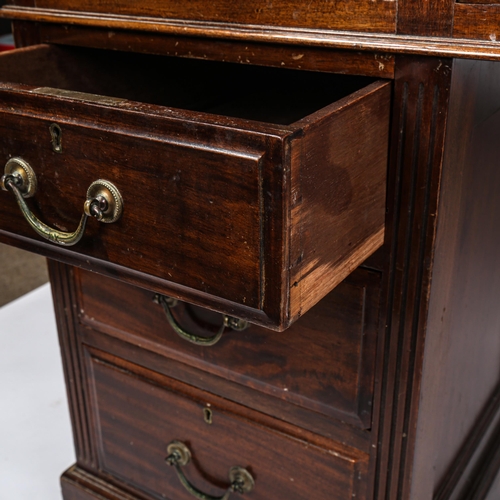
[154,294,248,346]
[166,441,255,500]
[1,157,123,247]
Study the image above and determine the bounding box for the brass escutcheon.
[1,157,123,246]
[1,157,37,198]
[203,406,213,424]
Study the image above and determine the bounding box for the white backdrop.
[0,284,74,500]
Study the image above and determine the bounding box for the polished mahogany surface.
[2,0,500,499]
[0,44,389,329]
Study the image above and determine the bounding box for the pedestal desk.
[1,1,500,499]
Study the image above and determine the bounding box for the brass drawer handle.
[166,441,255,500]
[1,157,123,247]
[154,294,248,346]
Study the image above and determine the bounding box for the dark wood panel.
[0,102,265,307]
[0,0,13,34]
[397,0,455,36]
[453,4,500,41]
[36,23,396,79]
[85,349,369,500]
[409,58,500,500]
[3,3,499,500]
[81,325,372,450]
[48,260,98,468]
[4,0,33,6]
[9,9,500,61]
[369,56,453,500]
[456,0,500,3]
[11,19,40,46]
[61,466,140,500]
[50,259,370,494]
[435,384,500,500]
[289,81,389,322]
[0,44,389,329]
[23,0,396,33]
[76,267,381,429]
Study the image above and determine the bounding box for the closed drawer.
[84,347,369,500]
[0,44,390,329]
[76,266,381,434]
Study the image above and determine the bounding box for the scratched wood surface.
[85,349,369,500]
[75,266,381,430]
[6,0,396,33]
[0,44,389,329]
[453,4,500,41]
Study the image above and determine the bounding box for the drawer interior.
[0,43,389,330]
[0,44,375,125]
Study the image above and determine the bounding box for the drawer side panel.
[289,81,391,322]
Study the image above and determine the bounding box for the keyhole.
[50,123,62,153]
[203,407,213,425]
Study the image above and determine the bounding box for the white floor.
[0,284,74,500]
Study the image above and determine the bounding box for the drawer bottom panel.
[85,348,368,500]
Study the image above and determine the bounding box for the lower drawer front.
[77,267,381,430]
[86,350,368,500]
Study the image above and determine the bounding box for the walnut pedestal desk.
[2,2,500,499]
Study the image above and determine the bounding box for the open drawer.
[0,44,390,329]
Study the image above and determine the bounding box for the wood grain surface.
[6,0,396,33]
[35,23,396,79]
[5,2,500,498]
[454,4,500,41]
[75,266,381,430]
[397,0,454,36]
[289,81,390,323]
[368,56,453,500]
[410,58,500,500]
[9,5,500,62]
[85,348,369,500]
[0,44,389,329]
[61,466,143,500]
[48,260,97,469]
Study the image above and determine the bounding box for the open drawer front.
[0,44,390,329]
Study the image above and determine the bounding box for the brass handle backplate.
[1,157,123,246]
[166,441,255,500]
[154,294,249,346]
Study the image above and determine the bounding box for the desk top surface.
[4,0,500,60]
